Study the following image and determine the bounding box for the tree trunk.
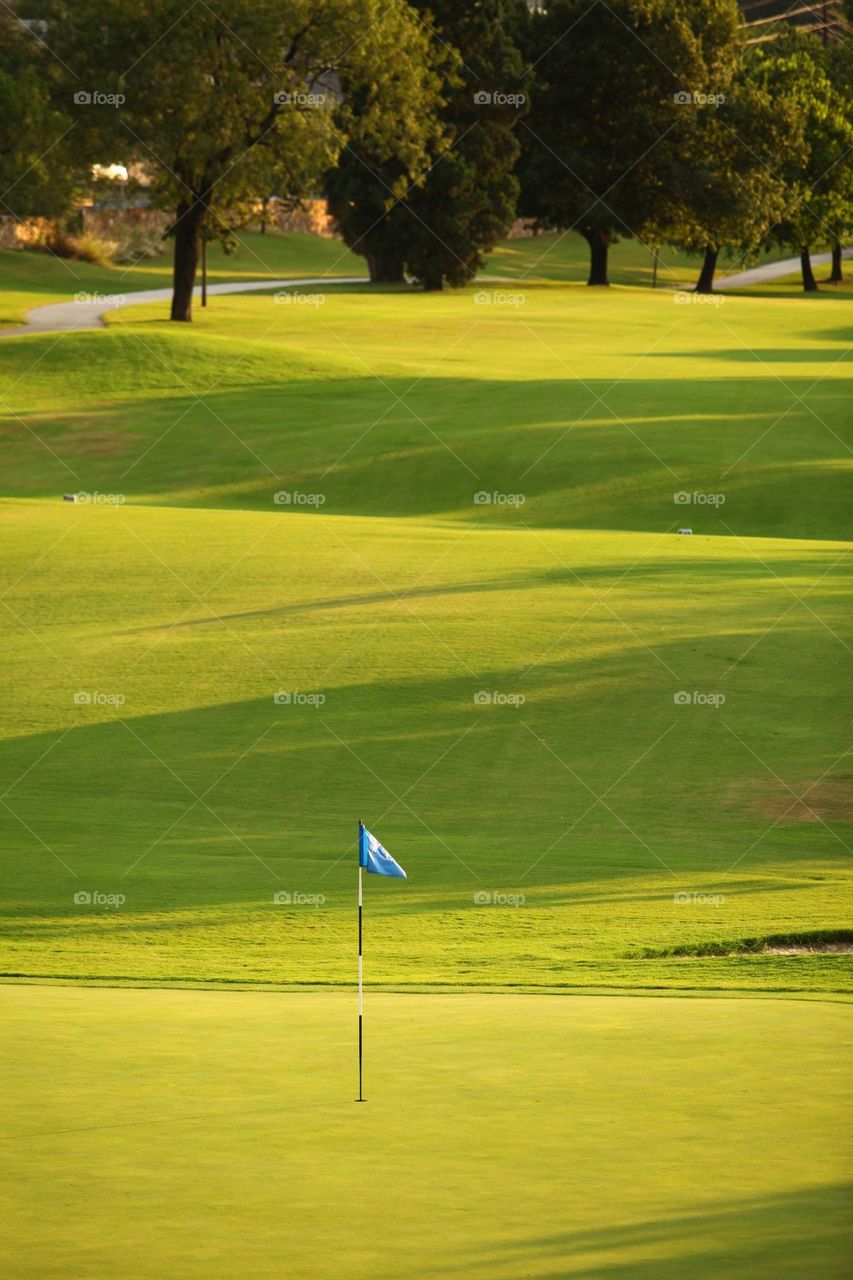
[583,227,609,285]
[827,242,843,284]
[366,250,405,284]
[695,246,718,294]
[170,198,205,322]
[800,246,818,293]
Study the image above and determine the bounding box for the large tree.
[326,0,530,291]
[518,0,741,285]
[823,37,853,285]
[400,0,530,291]
[324,27,448,284]
[748,31,853,292]
[659,56,806,293]
[38,0,436,320]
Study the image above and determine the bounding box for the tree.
[39,0,436,320]
[748,31,853,292]
[325,0,530,291]
[400,0,530,291]
[0,11,80,224]
[324,28,448,284]
[518,0,741,286]
[659,57,806,293]
[824,38,853,284]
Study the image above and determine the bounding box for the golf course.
[0,225,850,1276]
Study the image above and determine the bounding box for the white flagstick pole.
[357,855,365,1102]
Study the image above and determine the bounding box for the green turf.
[0,255,850,993]
[2,282,851,540]
[1,985,850,1280]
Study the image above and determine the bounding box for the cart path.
[717,248,851,290]
[0,275,370,336]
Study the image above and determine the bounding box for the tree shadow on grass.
[2,370,851,540]
[412,1184,853,1280]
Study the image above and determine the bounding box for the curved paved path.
[0,275,369,337]
[717,248,851,291]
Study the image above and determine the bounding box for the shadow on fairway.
[1,359,851,539]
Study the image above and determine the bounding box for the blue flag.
[358,821,406,879]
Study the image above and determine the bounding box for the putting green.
[1,985,850,1279]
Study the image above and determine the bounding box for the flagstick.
[356,860,365,1102]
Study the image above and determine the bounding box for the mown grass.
[0,247,850,993]
[2,985,851,1280]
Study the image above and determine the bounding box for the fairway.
[1,236,851,995]
[1,985,850,1280]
